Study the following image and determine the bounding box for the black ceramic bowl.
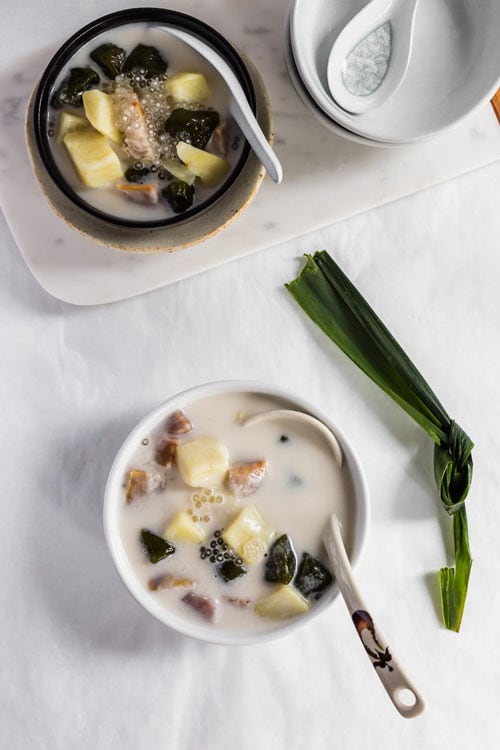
[33,7,255,230]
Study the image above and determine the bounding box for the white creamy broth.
[47,24,243,222]
[118,391,355,633]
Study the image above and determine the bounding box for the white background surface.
[2,1,500,748]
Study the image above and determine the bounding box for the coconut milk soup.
[47,24,244,222]
[117,392,355,634]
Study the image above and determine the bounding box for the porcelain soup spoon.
[162,26,283,183]
[244,409,425,718]
[323,514,425,718]
[327,0,420,114]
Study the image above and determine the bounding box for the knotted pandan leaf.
[286,251,474,632]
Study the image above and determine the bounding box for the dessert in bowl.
[104,381,369,645]
[32,8,256,229]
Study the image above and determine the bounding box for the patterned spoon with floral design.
[244,407,425,718]
[327,0,420,114]
[323,514,425,718]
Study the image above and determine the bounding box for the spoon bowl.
[243,408,344,466]
[327,0,420,114]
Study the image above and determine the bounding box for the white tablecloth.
[2,1,500,748]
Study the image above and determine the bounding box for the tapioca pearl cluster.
[187,487,223,524]
[200,530,243,566]
[141,79,172,140]
[113,74,176,163]
[241,538,267,565]
[113,78,142,132]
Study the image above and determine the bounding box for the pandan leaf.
[51,67,100,108]
[286,251,473,632]
[165,109,219,149]
[294,552,333,597]
[90,43,126,79]
[162,180,195,213]
[140,529,175,564]
[265,534,297,585]
[123,45,167,79]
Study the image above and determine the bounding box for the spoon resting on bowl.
[163,26,283,183]
[322,514,425,718]
[327,0,420,114]
[244,408,425,718]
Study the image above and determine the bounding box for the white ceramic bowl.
[31,8,263,236]
[26,53,271,253]
[291,0,500,143]
[284,15,404,149]
[104,380,370,645]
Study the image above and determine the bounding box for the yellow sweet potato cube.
[82,89,122,144]
[63,130,123,187]
[162,158,196,186]
[255,585,310,620]
[176,141,230,186]
[222,505,276,565]
[165,72,211,103]
[176,436,229,488]
[163,511,205,544]
[56,111,89,143]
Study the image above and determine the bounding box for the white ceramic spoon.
[327,0,420,114]
[243,408,343,466]
[323,514,425,718]
[244,408,425,718]
[163,26,283,184]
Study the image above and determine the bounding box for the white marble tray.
[1,0,500,305]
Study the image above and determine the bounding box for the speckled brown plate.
[25,54,272,253]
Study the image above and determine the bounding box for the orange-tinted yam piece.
[116,182,159,204]
[224,596,251,608]
[213,118,231,156]
[155,437,178,467]
[182,591,217,622]
[226,460,267,497]
[126,469,147,502]
[148,574,194,591]
[166,409,193,436]
[491,88,500,124]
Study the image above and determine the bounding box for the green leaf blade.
[286,252,474,632]
[439,507,472,631]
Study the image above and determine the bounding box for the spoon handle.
[228,97,283,184]
[164,26,283,183]
[322,515,425,718]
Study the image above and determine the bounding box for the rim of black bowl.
[33,7,256,229]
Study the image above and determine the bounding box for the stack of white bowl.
[286,0,500,147]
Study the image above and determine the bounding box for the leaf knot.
[434,421,474,515]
